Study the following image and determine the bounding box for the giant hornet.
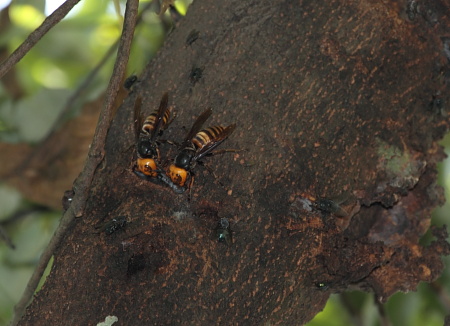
[133,92,174,180]
[167,108,236,193]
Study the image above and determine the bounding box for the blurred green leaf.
[5,211,59,264]
[9,4,45,31]
[0,208,58,326]
[0,264,34,323]
[13,88,71,142]
[306,294,351,326]
[0,185,22,221]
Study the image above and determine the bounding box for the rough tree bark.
[19,0,450,325]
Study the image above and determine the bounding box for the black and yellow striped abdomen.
[192,126,227,149]
[141,108,172,135]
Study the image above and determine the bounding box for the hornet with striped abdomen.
[133,92,174,180]
[167,108,236,192]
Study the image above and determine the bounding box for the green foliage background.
[0,1,449,325]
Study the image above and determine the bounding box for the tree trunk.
[19,0,450,324]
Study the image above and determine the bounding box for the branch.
[0,0,82,79]
[16,0,450,324]
[71,0,139,217]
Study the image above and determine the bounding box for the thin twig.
[8,1,140,324]
[1,205,51,226]
[71,0,139,217]
[430,281,450,313]
[51,40,120,134]
[0,0,82,79]
[0,225,15,249]
[376,300,392,326]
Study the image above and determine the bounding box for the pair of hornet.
[133,92,236,194]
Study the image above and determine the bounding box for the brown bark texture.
[19,0,450,325]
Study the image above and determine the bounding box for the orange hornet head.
[136,158,158,177]
[167,164,188,187]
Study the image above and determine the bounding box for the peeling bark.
[19,0,450,325]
